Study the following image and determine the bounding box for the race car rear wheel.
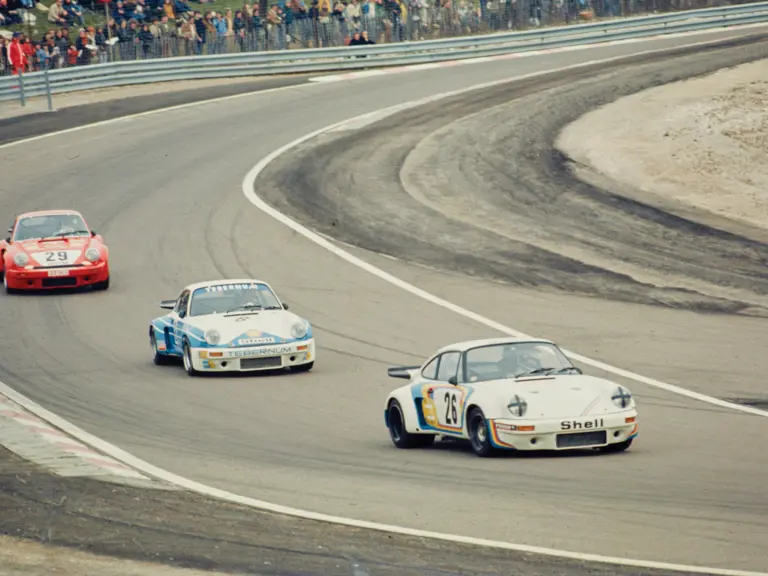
[467,408,496,457]
[150,332,173,366]
[182,339,199,377]
[387,400,434,449]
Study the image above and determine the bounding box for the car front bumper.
[5,262,109,290]
[189,339,315,372]
[489,411,638,451]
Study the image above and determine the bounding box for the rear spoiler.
[387,365,421,379]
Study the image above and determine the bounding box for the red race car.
[1,209,110,294]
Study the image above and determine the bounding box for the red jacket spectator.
[8,34,27,75]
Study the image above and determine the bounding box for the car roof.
[434,336,555,354]
[16,209,84,219]
[183,279,272,293]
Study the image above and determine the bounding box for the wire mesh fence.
[0,0,762,75]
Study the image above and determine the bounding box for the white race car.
[384,337,638,457]
[149,279,315,376]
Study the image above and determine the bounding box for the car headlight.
[291,321,308,339]
[13,252,29,267]
[507,394,528,417]
[204,329,221,346]
[85,247,101,262]
[611,386,633,409]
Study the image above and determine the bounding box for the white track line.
[0,30,765,576]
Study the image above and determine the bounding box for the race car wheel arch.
[150,330,174,366]
[467,406,496,458]
[182,338,199,377]
[386,399,434,449]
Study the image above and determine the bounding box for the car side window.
[176,291,190,317]
[437,352,460,382]
[421,357,439,380]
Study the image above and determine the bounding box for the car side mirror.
[448,376,458,385]
[4,237,9,243]
[90,230,96,237]
[160,300,176,310]
[283,303,289,310]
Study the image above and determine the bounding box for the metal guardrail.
[2,1,768,104]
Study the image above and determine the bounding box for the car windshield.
[464,342,576,383]
[12,214,89,242]
[189,282,283,317]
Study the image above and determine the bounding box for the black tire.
[291,361,314,373]
[182,339,199,377]
[599,438,633,453]
[3,274,18,295]
[467,408,496,457]
[387,400,434,449]
[150,331,173,366]
[93,276,109,291]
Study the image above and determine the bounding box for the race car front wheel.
[182,339,199,377]
[387,400,434,449]
[468,408,496,457]
[3,274,19,295]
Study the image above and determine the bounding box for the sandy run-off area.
[557,58,768,240]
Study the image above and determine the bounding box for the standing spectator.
[35,42,51,70]
[216,11,228,51]
[179,15,198,54]
[75,28,91,64]
[8,33,27,75]
[345,0,361,32]
[21,35,35,71]
[193,11,206,53]
[0,38,9,75]
[138,22,153,57]
[233,9,246,50]
[95,25,109,62]
[249,4,262,50]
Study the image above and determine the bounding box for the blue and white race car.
[149,279,315,376]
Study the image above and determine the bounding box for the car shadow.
[429,436,618,459]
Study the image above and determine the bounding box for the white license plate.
[47,269,70,277]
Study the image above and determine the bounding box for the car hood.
[16,237,91,267]
[480,374,629,419]
[186,310,309,346]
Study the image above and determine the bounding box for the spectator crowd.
[2,0,648,75]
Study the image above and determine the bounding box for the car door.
[430,351,467,434]
[168,290,190,352]
[412,351,467,436]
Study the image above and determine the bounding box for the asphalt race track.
[1,26,768,576]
